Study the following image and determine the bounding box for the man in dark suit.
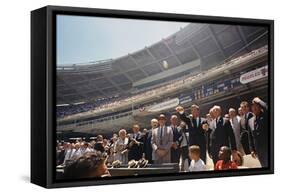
[208,105,238,165]
[176,104,208,163]
[128,124,144,161]
[240,101,254,154]
[249,97,269,167]
[170,115,182,163]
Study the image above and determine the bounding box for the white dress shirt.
[189,159,206,172]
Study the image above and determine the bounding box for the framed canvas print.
[31,5,274,188]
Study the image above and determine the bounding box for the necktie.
[216,118,218,128]
[160,127,163,145]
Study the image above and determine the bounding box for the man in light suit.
[151,114,173,164]
[229,108,242,152]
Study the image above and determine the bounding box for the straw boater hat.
[159,114,166,120]
[128,160,138,168]
[112,160,122,168]
[137,158,148,168]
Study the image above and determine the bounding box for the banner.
[240,66,268,84]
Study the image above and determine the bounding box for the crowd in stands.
[57,103,96,118]
[57,46,268,119]
[56,96,268,179]
[57,96,121,118]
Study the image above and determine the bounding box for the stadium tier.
[57,23,268,105]
[57,46,268,134]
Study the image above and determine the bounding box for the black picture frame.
[31,5,274,188]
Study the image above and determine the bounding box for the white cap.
[252,97,267,110]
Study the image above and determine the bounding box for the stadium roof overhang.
[57,23,268,104]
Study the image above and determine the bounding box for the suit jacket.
[128,132,144,161]
[144,129,153,163]
[178,113,207,147]
[170,125,182,145]
[208,117,237,156]
[249,110,269,153]
[151,125,173,163]
[240,112,254,132]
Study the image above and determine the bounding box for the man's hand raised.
[175,106,184,113]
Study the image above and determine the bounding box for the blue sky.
[57,15,188,66]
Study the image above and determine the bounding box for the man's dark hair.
[240,101,249,107]
[63,152,107,179]
[94,142,105,152]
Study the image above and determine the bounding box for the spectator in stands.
[128,124,144,161]
[151,114,173,164]
[63,152,110,179]
[215,146,238,170]
[114,129,129,164]
[188,145,206,172]
[170,115,181,163]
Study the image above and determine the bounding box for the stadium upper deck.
[57,46,268,127]
[57,23,268,105]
